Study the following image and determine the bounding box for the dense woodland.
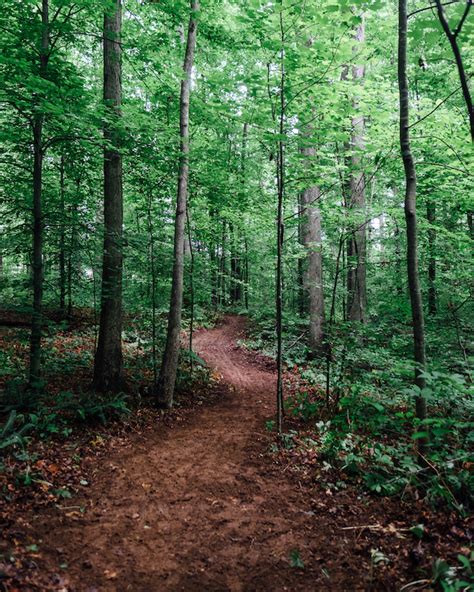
[0,0,473,590]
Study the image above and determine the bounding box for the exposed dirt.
[2,316,469,591]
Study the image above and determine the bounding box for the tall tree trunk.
[300,145,325,355]
[67,180,79,318]
[59,154,66,314]
[275,5,285,435]
[347,18,367,323]
[297,195,305,318]
[208,208,218,308]
[398,0,428,451]
[427,201,437,315]
[186,209,195,371]
[230,223,242,305]
[146,189,158,383]
[29,0,49,389]
[220,220,226,305]
[244,235,249,309]
[155,0,199,408]
[93,0,124,392]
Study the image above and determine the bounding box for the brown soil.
[4,316,468,591]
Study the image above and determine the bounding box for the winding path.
[33,316,371,591]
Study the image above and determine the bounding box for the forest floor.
[1,315,471,591]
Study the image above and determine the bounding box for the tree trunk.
[300,145,325,355]
[220,220,226,305]
[208,208,218,308]
[297,196,305,318]
[398,0,428,451]
[93,0,124,392]
[275,6,285,435]
[29,0,49,389]
[230,223,242,305]
[67,181,79,318]
[347,19,367,323]
[244,235,249,309]
[59,154,66,314]
[155,0,199,408]
[427,201,437,315]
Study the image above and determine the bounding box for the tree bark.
[244,236,249,309]
[300,145,325,355]
[93,0,124,392]
[398,0,428,450]
[230,223,242,305]
[59,154,66,314]
[347,18,367,323]
[29,0,49,389]
[155,0,199,408]
[275,5,285,435]
[220,220,227,306]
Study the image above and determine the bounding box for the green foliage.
[0,411,33,451]
[431,552,474,592]
[289,549,305,569]
[276,314,473,510]
[54,391,130,425]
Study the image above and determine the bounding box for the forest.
[0,0,473,590]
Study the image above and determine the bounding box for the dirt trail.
[31,316,373,591]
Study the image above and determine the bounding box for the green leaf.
[289,549,305,569]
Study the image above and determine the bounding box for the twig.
[418,453,458,505]
[409,79,470,129]
[400,579,431,591]
[287,332,305,350]
[341,524,381,531]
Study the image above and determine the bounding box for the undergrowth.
[244,311,473,513]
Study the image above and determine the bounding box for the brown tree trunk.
[275,7,285,435]
[300,145,325,355]
[244,236,249,309]
[208,208,218,308]
[230,223,242,305]
[67,180,79,318]
[155,0,199,408]
[347,19,367,323]
[398,0,428,450]
[220,220,226,305]
[297,196,305,317]
[93,0,124,392]
[29,0,49,389]
[59,154,66,314]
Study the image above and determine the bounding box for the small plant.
[280,430,298,450]
[0,410,33,450]
[265,419,275,432]
[289,549,305,569]
[431,552,473,591]
[73,392,130,424]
